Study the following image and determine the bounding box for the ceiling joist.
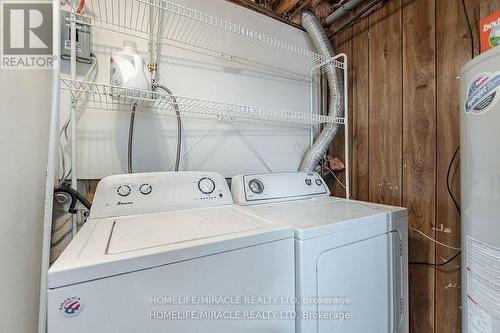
[227,0,384,37]
[275,0,301,15]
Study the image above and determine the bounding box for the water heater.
[460,46,500,333]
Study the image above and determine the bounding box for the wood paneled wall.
[328,0,500,332]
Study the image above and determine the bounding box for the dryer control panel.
[231,172,329,206]
[90,172,232,218]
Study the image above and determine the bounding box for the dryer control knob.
[248,179,264,194]
[139,184,152,195]
[117,185,131,197]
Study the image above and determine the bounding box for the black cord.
[443,0,475,218]
[54,186,92,212]
[409,250,461,268]
[443,0,474,217]
[446,145,461,216]
[461,0,474,60]
[410,1,473,269]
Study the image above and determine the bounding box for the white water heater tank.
[460,46,500,333]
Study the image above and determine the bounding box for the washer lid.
[48,206,292,288]
[241,197,407,240]
[107,207,259,254]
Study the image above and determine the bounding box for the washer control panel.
[91,172,232,218]
[231,172,330,206]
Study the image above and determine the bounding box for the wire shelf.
[61,79,344,127]
[76,0,334,79]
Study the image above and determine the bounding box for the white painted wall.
[0,69,51,332]
[60,0,318,179]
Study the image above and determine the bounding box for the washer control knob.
[139,184,152,195]
[305,179,312,186]
[198,177,215,194]
[248,179,264,194]
[315,179,323,186]
[117,185,131,197]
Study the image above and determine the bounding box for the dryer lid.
[48,206,292,288]
[242,197,407,240]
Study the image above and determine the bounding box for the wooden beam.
[275,0,301,15]
[290,0,312,18]
[226,0,304,30]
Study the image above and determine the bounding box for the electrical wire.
[58,56,98,186]
[75,0,85,14]
[127,103,137,174]
[323,160,463,269]
[446,145,461,215]
[323,162,352,199]
[156,84,182,172]
[442,0,474,215]
[461,0,474,60]
[409,227,461,251]
[411,0,474,270]
[409,250,461,268]
[60,0,84,14]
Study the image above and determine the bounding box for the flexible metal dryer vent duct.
[299,11,344,172]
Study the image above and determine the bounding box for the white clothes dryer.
[232,172,409,333]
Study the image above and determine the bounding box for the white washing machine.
[232,172,409,333]
[48,171,295,333]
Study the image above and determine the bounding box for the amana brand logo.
[117,201,133,206]
[465,72,500,115]
[59,296,82,316]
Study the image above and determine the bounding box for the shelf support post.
[38,1,61,332]
[70,12,78,237]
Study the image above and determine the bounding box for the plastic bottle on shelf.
[110,40,150,95]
